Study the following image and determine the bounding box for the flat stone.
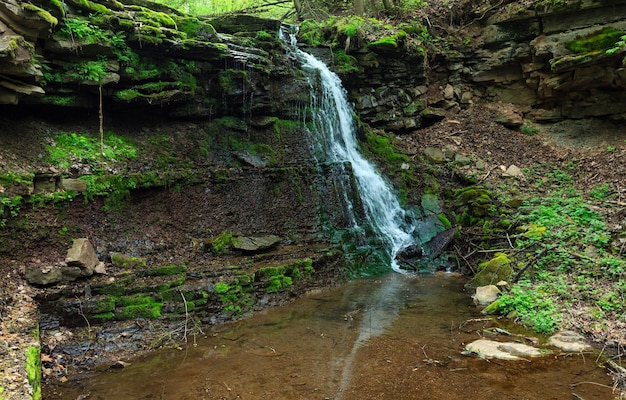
[465,339,546,360]
[548,330,593,352]
[231,235,281,252]
[24,266,62,286]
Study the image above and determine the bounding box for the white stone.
[473,285,500,306]
[503,164,523,177]
[548,330,593,352]
[465,339,546,360]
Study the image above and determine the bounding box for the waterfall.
[280,26,419,273]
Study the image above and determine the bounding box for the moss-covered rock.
[468,253,513,287]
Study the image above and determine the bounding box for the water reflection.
[46,274,615,400]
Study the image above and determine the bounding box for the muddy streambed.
[46,273,615,399]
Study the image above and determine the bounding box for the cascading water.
[280,25,420,273]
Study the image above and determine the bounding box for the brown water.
[46,274,615,400]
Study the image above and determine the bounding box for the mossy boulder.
[468,252,513,287]
[454,186,494,225]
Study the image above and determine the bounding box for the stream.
[46,273,614,399]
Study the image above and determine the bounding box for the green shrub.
[496,282,560,334]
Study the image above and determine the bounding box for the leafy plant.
[605,33,626,55]
[521,120,539,136]
[64,57,108,83]
[46,131,138,171]
[59,18,109,46]
[497,281,560,333]
[0,196,22,228]
[25,345,41,400]
[589,183,614,200]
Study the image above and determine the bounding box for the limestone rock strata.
[453,0,626,121]
[323,0,626,127]
[0,0,305,117]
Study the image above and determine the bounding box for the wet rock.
[473,285,501,306]
[24,266,62,286]
[66,238,99,277]
[548,330,593,352]
[465,339,546,360]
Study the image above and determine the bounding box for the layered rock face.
[467,0,626,121]
[306,0,626,131]
[0,0,307,117]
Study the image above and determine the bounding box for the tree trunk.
[354,0,364,15]
[294,0,303,16]
[381,0,392,11]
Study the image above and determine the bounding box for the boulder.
[65,238,99,277]
[468,253,512,287]
[473,285,501,306]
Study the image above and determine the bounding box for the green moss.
[212,231,234,254]
[333,50,359,74]
[22,3,58,26]
[213,276,255,316]
[367,30,407,52]
[67,0,111,14]
[219,69,249,95]
[257,265,299,293]
[469,253,513,287]
[112,294,163,320]
[298,20,324,46]
[110,253,146,268]
[566,27,624,54]
[92,312,114,321]
[293,258,314,276]
[214,281,230,294]
[117,303,162,319]
[49,0,66,17]
[39,95,78,106]
[94,298,115,313]
[25,345,41,400]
